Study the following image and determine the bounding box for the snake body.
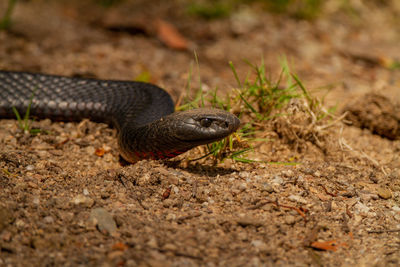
[0,71,240,163]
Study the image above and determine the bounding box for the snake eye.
[200,118,213,127]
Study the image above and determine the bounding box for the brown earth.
[0,0,400,266]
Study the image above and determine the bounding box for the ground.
[0,0,400,266]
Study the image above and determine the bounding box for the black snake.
[0,71,240,163]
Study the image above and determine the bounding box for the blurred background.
[1,0,399,103]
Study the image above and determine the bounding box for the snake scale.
[0,71,240,163]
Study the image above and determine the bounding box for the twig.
[338,126,387,175]
[316,112,347,131]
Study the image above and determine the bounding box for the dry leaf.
[155,19,189,50]
[310,240,348,252]
[112,242,128,251]
[95,148,106,157]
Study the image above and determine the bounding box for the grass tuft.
[12,88,42,135]
[179,56,337,164]
[186,1,232,19]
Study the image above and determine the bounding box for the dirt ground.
[1,0,400,266]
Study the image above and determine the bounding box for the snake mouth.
[176,135,229,145]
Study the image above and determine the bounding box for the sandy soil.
[0,0,400,266]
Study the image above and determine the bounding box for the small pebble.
[251,240,268,251]
[147,237,158,248]
[15,219,25,229]
[162,199,174,208]
[90,208,117,235]
[392,206,400,212]
[167,175,179,185]
[33,197,40,205]
[262,183,274,193]
[239,172,250,179]
[165,213,176,221]
[172,185,179,194]
[377,187,392,200]
[1,231,12,242]
[288,195,307,204]
[282,170,294,177]
[163,243,177,251]
[271,175,283,185]
[238,183,247,192]
[354,202,370,214]
[43,216,54,224]
[26,165,35,171]
[71,194,94,207]
[314,171,321,177]
[285,215,297,225]
[236,216,264,227]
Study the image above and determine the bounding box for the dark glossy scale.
[0,71,240,163]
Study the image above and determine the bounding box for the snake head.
[169,108,241,146]
[118,108,240,163]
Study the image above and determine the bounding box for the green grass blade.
[12,107,23,129]
[0,0,17,30]
[229,61,242,88]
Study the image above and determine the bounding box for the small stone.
[162,199,174,208]
[392,206,400,212]
[271,175,283,185]
[341,186,357,197]
[162,243,177,251]
[388,169,400,180]
[15,219,25,229]
[27,182,38,189]
[239,172,250,179]
[26,165,35,171]
[288,195,307,204]
[377,187,392,200]
[165,213,176,221]
[262,183,274,193]
[237,231,248,241]
[43,216,54,224]
[230,8,259,35]
[236,215,264,227]
[326,166,336,172]
[251,240,268,251]
[90,208,117,235]
[83,188,89,196]
[172,185,179,194]
[285,215,297,225]
[282,170,294,177]
[71,194,94,207]
[33,197,40,205]
[1,231,12,242]
[354,202,370,215]
[369,173,379,183]
[101,191,111,199]
[85,146,96,155]
[238,183,247,192]
[314,171,321,177]
[147,237,158,248]
[167,175,179,185]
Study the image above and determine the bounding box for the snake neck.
[117,117,188,163]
